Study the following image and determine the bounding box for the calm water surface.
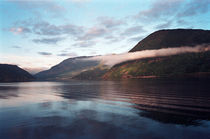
[0,80,210,139]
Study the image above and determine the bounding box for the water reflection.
[57,80,210,126]
[0,85,20,99]
[0,80,210,139]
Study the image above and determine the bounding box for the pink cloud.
[9,27,30,35]
[10,27,23,34]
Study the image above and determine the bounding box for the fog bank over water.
[87,45,210,67]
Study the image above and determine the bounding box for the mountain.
[0,64,35,82]
[104,29,210,79]
[130,29,210,52]
[36,29,210,80]
[103,52,210,79]
[35,56,100,80]
[72,66,109,80]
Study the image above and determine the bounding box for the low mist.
[87,45,210,67]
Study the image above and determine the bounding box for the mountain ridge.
[104,29,210,79]
[103,51,210,79]
[36,29,210,80]
[35,56,100,80]
[130,29,210,52]
[0,64,35,82]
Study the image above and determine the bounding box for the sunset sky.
[1,0,210,73]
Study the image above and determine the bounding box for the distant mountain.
[0,64,34,82]
[35,56,100,80]
[130,29,210,52]
[104,29,210,79]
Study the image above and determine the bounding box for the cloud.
[78,26,107,41]
[34,22,84,36]
[97,16,126,28]
[176,19,188,25]
[12,45,21,49]
[73,40,96,47]
[9,27,31,34]
[9,15,131,46]
[38,52,52,56]
[88,45,210,66]
[135,0,184,20]
[128,36,144,42]
[11,20,84,43]
[105,36,121,44]
[33,37,64,44]
[177,0,210,17]
[10,0,66,17]
[155,20,172,29]
[10,19,117,46]
[121,25,146,37]
[75,16,126,42]
[15,20,84,36]
[69,0,91,3]
[134,0,210,23]
[57,52,78,57]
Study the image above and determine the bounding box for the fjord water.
[0,80,210,139]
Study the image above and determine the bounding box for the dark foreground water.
[0,80,210,139]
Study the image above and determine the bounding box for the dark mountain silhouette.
[130,29,210,52]
[0,64,34,82]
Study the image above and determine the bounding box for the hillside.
[72,66,109,80]
[0,64,34,82]
[36,29,210,80]
[104,29,210,79]
[130,29,210,52]
[35,56,100,80]
[103,51,210,79]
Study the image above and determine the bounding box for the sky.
[0,0,210,73]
